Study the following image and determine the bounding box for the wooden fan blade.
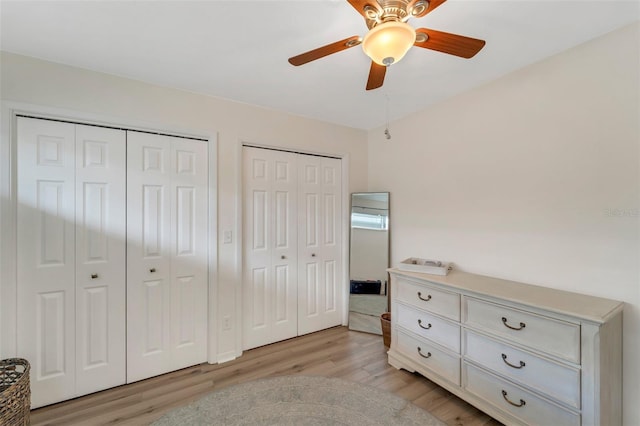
[414,28,485,58]
[408,0,446,18]
[346,0,382,20]
[366,62,386,90]
[288,36,362,66]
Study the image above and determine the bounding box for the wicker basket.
[380,312,391,348]
[0,358,31,425]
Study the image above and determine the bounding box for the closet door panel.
[247,181,271,336]
[243,148,298,350]
[126,132,172,383]
[17,117,76,407]
[243,148,341,347]
[74,125,126,395]
[298,155,343,335]
[243,150,271,349]
[319,158,342,320]
[271,155,298,331]
[298,156,321,334]
[128,133,208,381]
[169,138,208,370]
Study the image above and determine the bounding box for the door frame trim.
[0,101,219,363]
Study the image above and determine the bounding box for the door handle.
[90,273,98,279]
[150,268,156,273]
[281,255,286,260]
[311,253,316,257]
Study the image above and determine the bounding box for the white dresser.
[388,269,623,426]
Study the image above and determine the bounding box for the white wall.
[368,22,639,425]
[0,52,368,361]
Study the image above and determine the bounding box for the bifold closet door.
[126,132,208,383]
[243,147,343,349]
[17,118,76,407]
[297,155,343,335]
[74,125,126,396]
[16,117,126,407]
[243,147,298,350]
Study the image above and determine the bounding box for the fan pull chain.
[384,94,391,140]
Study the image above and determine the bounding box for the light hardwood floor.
[31,326,502,426]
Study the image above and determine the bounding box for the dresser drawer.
[397,303,460,353]
[396,278,460,321]
[464,329,580,409]
[464,297,580,363]
[396,329,460,385]
[463,362,580,426]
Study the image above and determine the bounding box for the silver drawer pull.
[501,317,526,331]
[501,353,525,369]
[417,292,431,302]
[417,319,432,330]
[501,390,526,407]
[417,347,431,359]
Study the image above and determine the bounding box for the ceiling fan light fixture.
[362,21,416,66]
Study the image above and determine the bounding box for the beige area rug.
[151,375,446,425]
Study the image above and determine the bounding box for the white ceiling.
[1,1,638,130]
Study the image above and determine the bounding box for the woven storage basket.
[380,312,391,348]
[0,358,31,425]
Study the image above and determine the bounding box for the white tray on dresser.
[387,268,623,426]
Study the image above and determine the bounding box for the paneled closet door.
[16,118,126,408]
[127,132,208,383]
[74,125,126,396]
[243,147,298,350]
[17,118,77,407]
[297,155,343,335]
[169,135,209,371]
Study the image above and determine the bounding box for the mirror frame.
[347,192,390,335]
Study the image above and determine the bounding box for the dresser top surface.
[389,268,623,323]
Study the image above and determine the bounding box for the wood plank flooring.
[30,327,502,426]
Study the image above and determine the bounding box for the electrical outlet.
[223,315,232,330]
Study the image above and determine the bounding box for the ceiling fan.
[288,0,486,90]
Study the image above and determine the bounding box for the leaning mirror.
[348,192,390,335]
